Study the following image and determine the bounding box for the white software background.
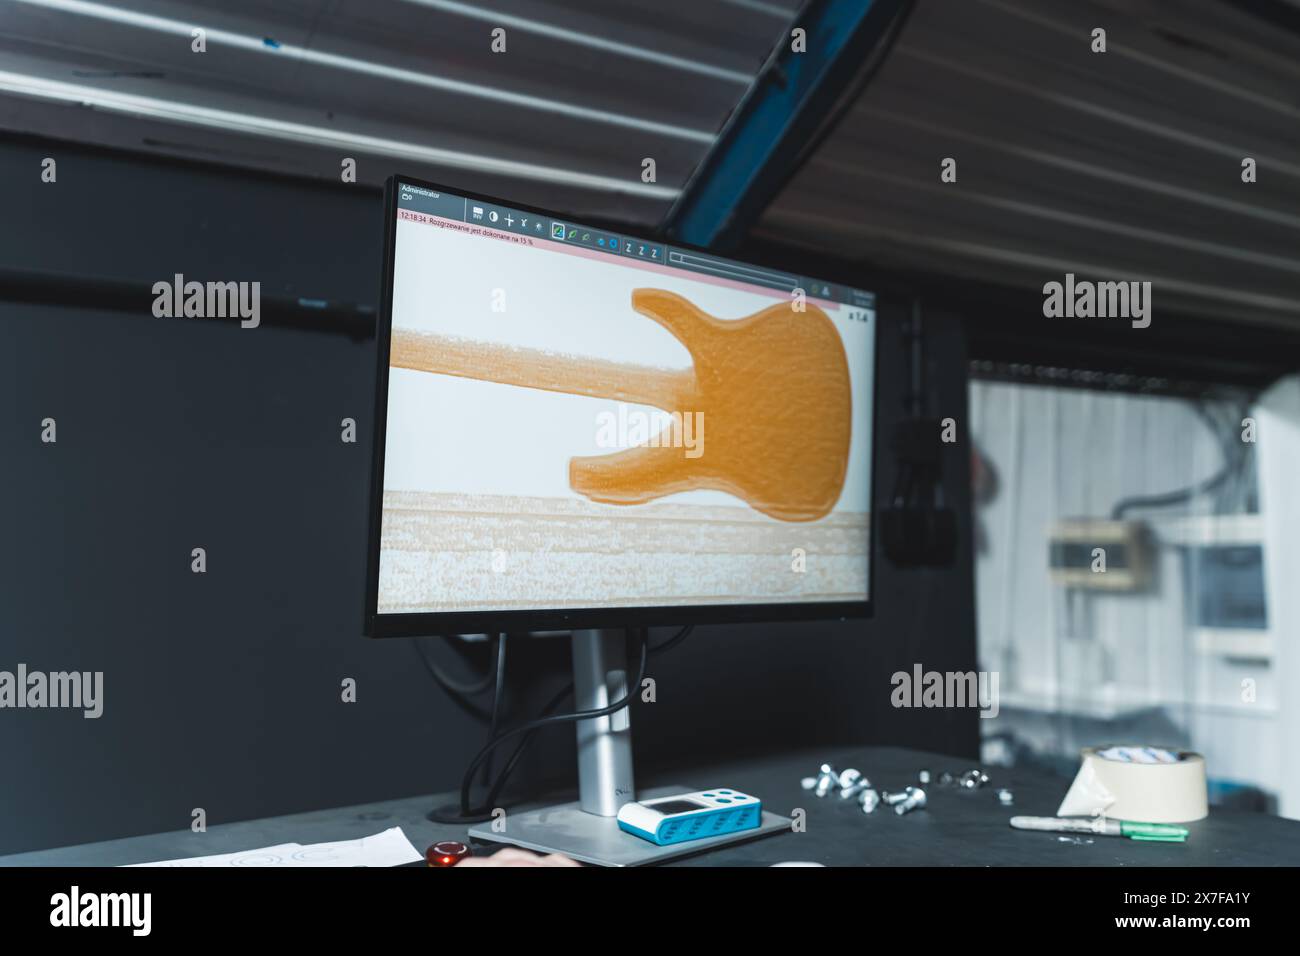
[384,218,875,515]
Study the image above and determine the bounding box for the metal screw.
[841,780,873,800]
[895,787,927,815]
[839,772,873,800]
[960,769,989,790]
[881,790,909,806]
[813,764,839,798]
[997,788,1014,805]
[918,768,932,785]
[800,777,818,791]
[858,789,880,814]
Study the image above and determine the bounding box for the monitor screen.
[367,177,876,634]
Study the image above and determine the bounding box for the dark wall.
[0,135,977,856]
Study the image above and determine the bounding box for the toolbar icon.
[551,222,566,240]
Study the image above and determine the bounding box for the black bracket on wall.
[881,301,958,567]
[0,267,376,340]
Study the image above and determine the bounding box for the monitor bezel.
[365,173,877,637]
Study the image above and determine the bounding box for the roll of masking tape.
[1057,746,1208,823]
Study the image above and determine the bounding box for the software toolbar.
[396,182,876,314]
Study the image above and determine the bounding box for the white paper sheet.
[125,826,423,867]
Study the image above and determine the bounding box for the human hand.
[455,847,581,868]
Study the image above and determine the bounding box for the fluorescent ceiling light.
[0,68,681,198]
[11,0,715,143]
[401,0,753,85]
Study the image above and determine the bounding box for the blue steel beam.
[664,0,913,251]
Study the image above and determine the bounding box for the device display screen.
[372,179,876,624]
[647,799,710,816]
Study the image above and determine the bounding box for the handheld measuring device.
[616,789,762,846]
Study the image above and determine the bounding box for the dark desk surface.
[4,747,1296,866]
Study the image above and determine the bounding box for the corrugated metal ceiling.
[0,0,799,222]
[758,0,1300,329]
[2,0,1298,329]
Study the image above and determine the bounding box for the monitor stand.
[466,628,789,866]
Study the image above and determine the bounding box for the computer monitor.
[365,175,877,638]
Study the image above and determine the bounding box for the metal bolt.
[960,769,989,790]
[881,790,909,806]
[813,764,839,798]
[918,768,932,785]
[800,777,818,791]
[837,768,862,791]
[858,789,880,814]
[895,787,927,815]
[839,772,873,800]
[997,788,1014,805]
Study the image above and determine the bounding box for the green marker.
[1010,816,1189,842]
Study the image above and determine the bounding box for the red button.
[426,841,472,867]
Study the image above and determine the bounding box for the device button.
[426,841,472,867]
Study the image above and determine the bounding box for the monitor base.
[466,784,790,866]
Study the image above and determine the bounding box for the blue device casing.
[616,790,762,846]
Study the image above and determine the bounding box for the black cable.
[1110,400,1248,520]
[458,631,649,815]
[662,0,914,245]
[485,680,574,808]
[429,626,695,823]
[480,633,508,787]
[412,637,498,724]
[764,0,918,212]
[649,623,695,656]
[414,634,498,697]
[480,625,694,810]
